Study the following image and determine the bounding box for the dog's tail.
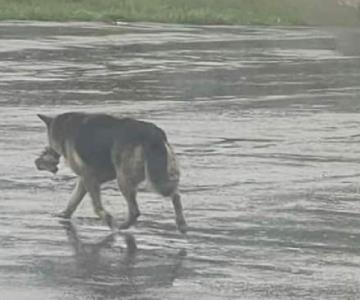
[143,134,179,197]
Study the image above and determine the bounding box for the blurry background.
[0,0,360,26]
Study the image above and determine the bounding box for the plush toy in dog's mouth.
[35,147,60,174]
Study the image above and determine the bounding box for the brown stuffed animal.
[35,147,60,174]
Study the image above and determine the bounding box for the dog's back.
[50,112,179,195]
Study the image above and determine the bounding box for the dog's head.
[37,113,65,157]
[37,114,61,173]
[38,111,87,159]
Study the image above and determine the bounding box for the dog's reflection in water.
[61,220,137,273]
[59,220,187,295]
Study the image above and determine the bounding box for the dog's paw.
[118,216,139,230]
[118,221,131,230]
[53,211,71,219]
[177,220,188,234]
[104,213,116,229]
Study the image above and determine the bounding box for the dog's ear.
[37,114,53,127]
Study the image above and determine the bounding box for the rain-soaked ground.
[1,21,360,300]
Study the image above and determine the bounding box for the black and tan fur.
[37,112,187,233]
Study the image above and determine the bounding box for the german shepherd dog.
[37,112,187,233]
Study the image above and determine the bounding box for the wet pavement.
[1,21,360,299]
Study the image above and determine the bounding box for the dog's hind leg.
[116,170,141,230]
[113,144,144,230]
[144,141,187,233]
[82,176,114,229]
[55,177,86,218]
[171,192,187,234]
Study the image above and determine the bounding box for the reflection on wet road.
[1,21,360,299]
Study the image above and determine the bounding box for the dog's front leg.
[55,177,86,218]
[82,176,115,229]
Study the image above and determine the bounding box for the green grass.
[0,0,359,26]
